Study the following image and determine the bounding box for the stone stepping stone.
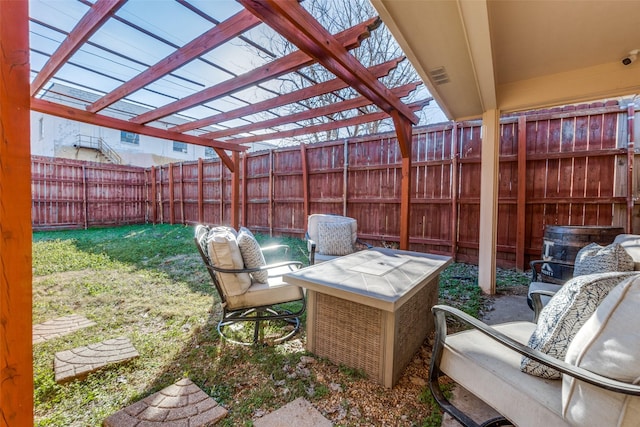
[253,397,332,427]
[33,314,96,344]
[54,336,138,383]
[103,378,228,426]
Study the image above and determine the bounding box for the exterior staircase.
[73,135,122,164]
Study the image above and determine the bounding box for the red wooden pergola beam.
[226,98,429,145]
[30,0,125,96]
[239,0,419,126]
[86,9,261,113]
[202,82,421,140]
[130,17,379,125]
[169,56,405,133]
[31,98,241,171]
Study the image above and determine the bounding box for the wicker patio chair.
[194,224,305,345]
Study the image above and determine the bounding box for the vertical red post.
[627,105,635,233]
[242,153,248,227]
[450,124,459,260]
[197,158,204,224]
[231,151,240,229]
[150,166,157,223]
[300,143,309,220]
[516,116,527,270]
[268,150,274,236]
[392,112,413,250]
[0,0,34,424]
[168,163,175,224]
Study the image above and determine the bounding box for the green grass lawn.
[32,224,528,426]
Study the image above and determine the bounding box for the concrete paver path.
[54,336,138,383]
[104,378,227,426]
[253,397,332,427]
[33,314,96,344]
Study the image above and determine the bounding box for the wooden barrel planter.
[541,225,624,282]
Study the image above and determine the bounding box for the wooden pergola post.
[478,108,500,294]
[1,0,34,424]
[392,111,413,250]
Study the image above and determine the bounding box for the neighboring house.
[31,84,277,167]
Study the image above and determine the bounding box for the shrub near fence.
[31,101,638,269]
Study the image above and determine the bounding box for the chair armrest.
[206,260,302,275]
[530,259,574,284]
[260,244,290,262]
[306,236,317,265]
[529,289,557,322]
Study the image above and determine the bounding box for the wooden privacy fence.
[31,156,146,230]
[32,101,638,269]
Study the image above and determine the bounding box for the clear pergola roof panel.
[27,0,433,151]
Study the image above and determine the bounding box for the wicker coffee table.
[283,248,451,388]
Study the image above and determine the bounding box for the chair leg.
[216,305,304,346]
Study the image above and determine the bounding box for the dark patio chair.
[194,224,305,345]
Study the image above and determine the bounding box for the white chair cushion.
[562,274,640,426]
[317,221,354,256]
[521,271,637,379]
[225,267,304,311]
[207,228,251,296]
[573,242,634,276]
[613,234,640,270]
[441,322,564,427]
[237,227,268,283]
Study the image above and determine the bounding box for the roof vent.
[428,66,450,85]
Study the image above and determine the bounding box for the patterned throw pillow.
[237,228,268,283]
[317,221,354,256]
[207,228,251,296]
[573,242,634,277]
[520,271,638,379]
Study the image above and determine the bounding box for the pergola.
[1,0,428,423]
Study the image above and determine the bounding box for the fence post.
[231,151,240,229]
[82,165,89,229]
[269,149,274,236]
[451,124,459,261]
[180,162,185,224]
[343,139,348,216]
[300,143,309,219]
[198,158,204,224]
[627,104,635,233]
[516,115,527,270]
[242,153,247,227]
[168,163,175,224]
[150,166,157,224]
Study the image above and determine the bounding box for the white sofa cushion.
[563,274,640,426]
[237,227,268,283]
[521,271,637,379]
[317,221,354,255]
[207,227,251,296]
[573,242,634,276]
[441,322,564,427]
